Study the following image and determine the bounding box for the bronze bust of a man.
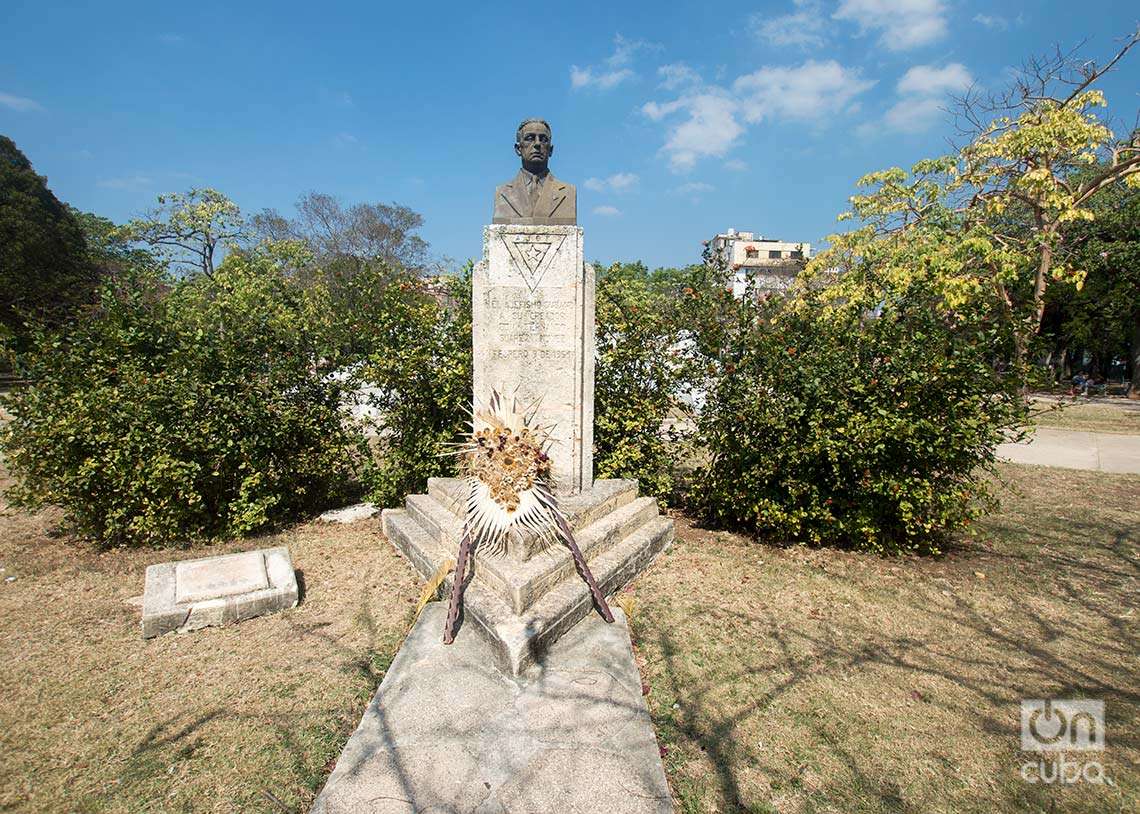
[492,118,577,226]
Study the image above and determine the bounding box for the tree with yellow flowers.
[807,29,1140,372]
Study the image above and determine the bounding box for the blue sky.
[2,1,1138,270]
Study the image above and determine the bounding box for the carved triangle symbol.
[501,234,567,293]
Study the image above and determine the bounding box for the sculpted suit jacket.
[492,170,577,226]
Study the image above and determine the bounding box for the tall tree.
[121,188,247,276]
[1044,176,1140,394]
[810,30,1140,382]
[67,206,157,278]
[954,29,1140,335]
[0,135,98,344]
[252,192,429,271]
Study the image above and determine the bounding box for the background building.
[709,229,812,297]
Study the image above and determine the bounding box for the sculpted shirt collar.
[519,166,550,192]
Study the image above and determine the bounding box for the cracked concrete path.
[998,427,1140,474]
[311,602,672,813]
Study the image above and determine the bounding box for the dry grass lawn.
[0,473,420,813]
[1,463,1136,813]
[626,464,1139,813]
[1031,399,1140,435]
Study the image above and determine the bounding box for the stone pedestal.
[474,224,593,495]
[381,222,673,675]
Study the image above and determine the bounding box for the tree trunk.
[1033,239,1053,333]
[1130,310,1140,400]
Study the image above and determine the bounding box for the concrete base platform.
[311,603,673,814]
[381,479,674,675]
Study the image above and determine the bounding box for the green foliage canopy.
[1,249,366,547]
[0,135,98,349]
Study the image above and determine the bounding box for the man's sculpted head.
[515,118,553,174]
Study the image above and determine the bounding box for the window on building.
[768,250,782,259]
[790,250,803,259]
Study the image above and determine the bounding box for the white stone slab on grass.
[317,503,379,524]
[141,546,298,638]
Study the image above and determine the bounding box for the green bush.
[692,275,1028,554]
[360,268,472,508]
[0,252,366,547]
[594,262,696,499]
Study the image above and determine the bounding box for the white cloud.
[877,62,972,133]
[751,0,829,49]
[833,0,947,51]
[733,60,876,123]
[642,59,873,171]
[592,205,622,216]
[0,92,43,112]
[973,13,1008,31]
[97,175,153,190]
[724,159,749,172]
[658,63,702,91]
[644,92,743,172]
[158,33,184,44]
[584,172,639,193]
[883,97,945,132]
[673,181,715,202]
[896,63,972,96]
[570,65,634,90]
[333,132,359,147]
[570,34,655,91]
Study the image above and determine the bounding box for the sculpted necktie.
[529,174,542,210]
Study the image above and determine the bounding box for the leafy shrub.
[360,268,472,508]
[692,273,1028,554]
[0,252,365,547]
[594,262,696,499]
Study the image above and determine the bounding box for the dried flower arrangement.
[441,391,613,644]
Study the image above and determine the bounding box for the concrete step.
[508,496,660,613]
[381,508,452,579]
[397,492,660,615]
[382,506,674,675]
[404,493,463,546]
[505,516,674,673]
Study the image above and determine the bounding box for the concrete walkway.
[311,603,672,813]
[998,427,1140,474]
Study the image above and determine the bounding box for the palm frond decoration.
[414,558,455,622]
[442,390,614,644]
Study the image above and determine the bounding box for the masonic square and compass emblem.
[501,233,567,294]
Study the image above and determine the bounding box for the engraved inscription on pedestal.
[474,224,593,495]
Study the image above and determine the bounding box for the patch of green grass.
[1030,400,1140,434]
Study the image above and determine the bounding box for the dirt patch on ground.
[625,463,1139,813]
[0,475,419,813]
